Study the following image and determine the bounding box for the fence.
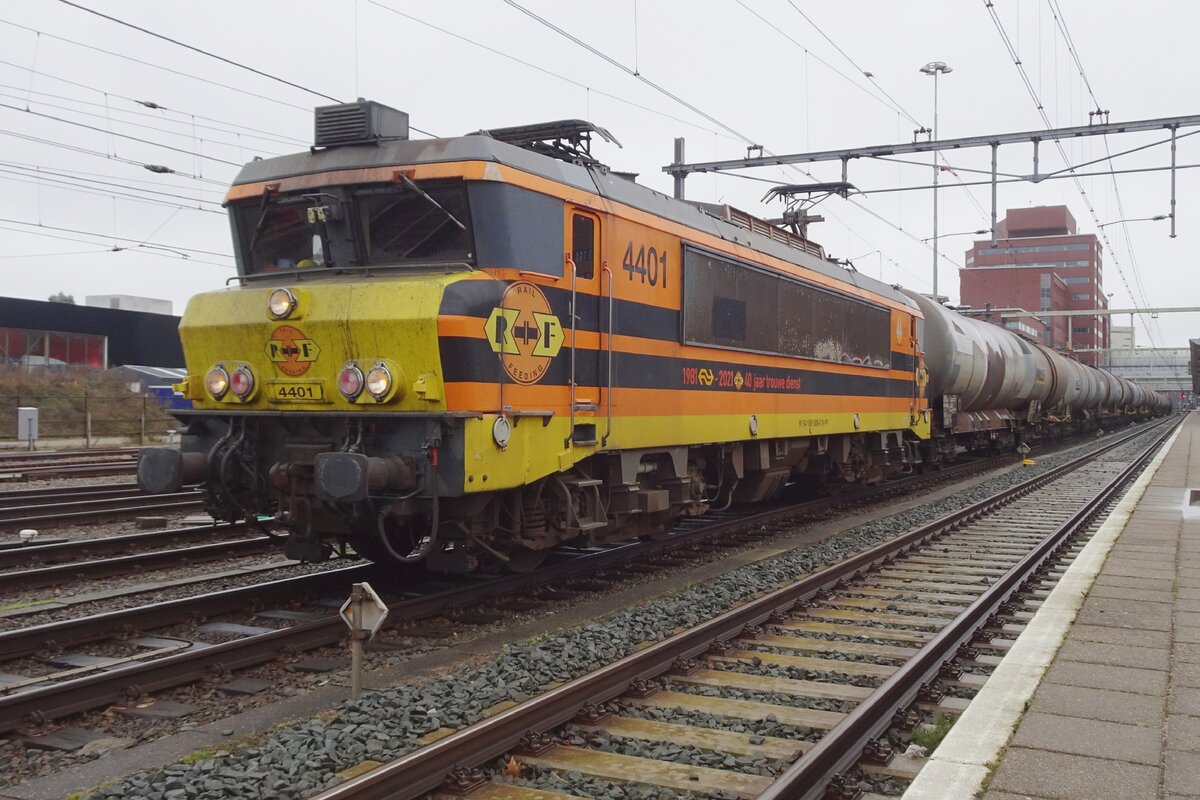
[1,394,177,446]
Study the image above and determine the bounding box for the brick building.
[960,206,1108,366]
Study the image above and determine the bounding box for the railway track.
[0,482,145,504]
[302,418,1177,800]
[0,450,1012,735]
[0,490,204,529]
[0,448,142,482]
[0,520,247,570]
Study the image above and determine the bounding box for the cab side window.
[572,214,595,279]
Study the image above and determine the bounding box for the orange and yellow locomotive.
[138,100,936,571]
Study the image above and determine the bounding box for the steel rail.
[0,448,139,463]
[0,448,1013,734]
[0,482,143,504]
[758,417,1178,799]
[0,536,278,592]
[0,566,374,663]
[310,417,1177,800]
[0,492,203,527]
[0,462,138,481]
[0,425,1155,734]
[0,520,243,570]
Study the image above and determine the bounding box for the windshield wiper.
[397,173,466,232]
[247,187,275,253]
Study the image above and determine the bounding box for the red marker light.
[338,364,364,400]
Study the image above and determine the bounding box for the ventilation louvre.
[314,101,409,148]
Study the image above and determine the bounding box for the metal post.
[672,138,686,200]
[350,583,364,700]
[1170,125,1178,238]
[990,142,999,246]
[931,71,941,301]
[140,395,147,446]
[84,393,91,449]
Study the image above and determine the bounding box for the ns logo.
[484,282,565,385]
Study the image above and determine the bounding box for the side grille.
[316,105,368,146]
[314,101,410,148]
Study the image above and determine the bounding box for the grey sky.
[2,0,1196,349]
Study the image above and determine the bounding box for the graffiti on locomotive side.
[681,364,802,392]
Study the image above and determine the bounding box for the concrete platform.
[903,412,1200,800]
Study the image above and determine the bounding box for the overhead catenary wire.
[57,0,342,102]
[0,67,308,146]
[2,169,226,215]
[734,0,919,126]
[0,102,244,167]
[773,0,993,227]
[0,89,286,159]
[1,20,313,116]
[1044,0,1166,357]
[0,128,229,185]
[497,0,958,284]
[362,0,739,142]
[0,217,234,259]
[0,162,225,203]
[0,159,226,196]
[53,0,444,138]
[982,1,1172,364]
[0,224,235,270]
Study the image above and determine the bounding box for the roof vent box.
[314,101,409,147]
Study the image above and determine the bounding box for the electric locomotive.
[137,100,930,572]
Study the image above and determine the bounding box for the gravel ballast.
[72,426,1162,800]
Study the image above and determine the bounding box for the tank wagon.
[907,293,1168,461]
[136,100,1168,571]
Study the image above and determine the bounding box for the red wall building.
[960,206,1107,366]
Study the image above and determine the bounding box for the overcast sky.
[3,0,1197,349]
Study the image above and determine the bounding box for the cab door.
[566,208,604,446]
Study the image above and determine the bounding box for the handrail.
[565,254,578,448]
[602,261,614,446]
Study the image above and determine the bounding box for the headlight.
[267,287,297,319]
[205,365,229,399]
[230,365,255,399]
[365,363,392,399]
[338,364,364,400]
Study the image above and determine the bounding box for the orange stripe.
[440,315,915,379]
[227,160,913,313]
[443,382,914,415]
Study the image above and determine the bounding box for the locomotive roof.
[232,132,915,311]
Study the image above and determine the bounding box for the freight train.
[136,100,1170,572]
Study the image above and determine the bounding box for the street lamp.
[1096,214,1169,229]
[920,60,953,302]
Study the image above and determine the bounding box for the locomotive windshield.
[236,196,316,274]
[356,182,472,265]
[232,180,474,275]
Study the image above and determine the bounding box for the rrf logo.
[484,282,564,385]
[266,325,320,377]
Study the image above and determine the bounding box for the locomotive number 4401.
[622,242,668,288]
[268,382,325,402]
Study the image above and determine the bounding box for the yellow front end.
[175,275,452,412]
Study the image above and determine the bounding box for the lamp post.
[920,60,953,302]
